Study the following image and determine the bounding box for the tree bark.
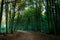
[0,0,4,33]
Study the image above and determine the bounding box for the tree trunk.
[5,0,8,33]
[0,0,4,33]
[11,0,16,33]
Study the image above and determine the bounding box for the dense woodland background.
[0,0,60,34]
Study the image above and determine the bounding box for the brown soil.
[0,30,60,40]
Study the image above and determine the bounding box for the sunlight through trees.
[0,0,60,34]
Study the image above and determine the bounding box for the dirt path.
[0,30,60,40]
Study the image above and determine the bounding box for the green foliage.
[0,0,60,34]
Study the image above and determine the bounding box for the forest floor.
[0,30,60,40]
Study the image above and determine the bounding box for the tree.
[0,0,4,33]
[46,0,60,34]
[10,0,16,33]
[5,0,9,33]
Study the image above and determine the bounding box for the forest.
[0,0,60,35]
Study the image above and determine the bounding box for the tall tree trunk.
[5,0,8,33]
[46,0,51,34]
[11,0,16,33]
[51,0,57,35]
[46,0,57,34]
[0,0,4,33]
[54,0,60,34]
